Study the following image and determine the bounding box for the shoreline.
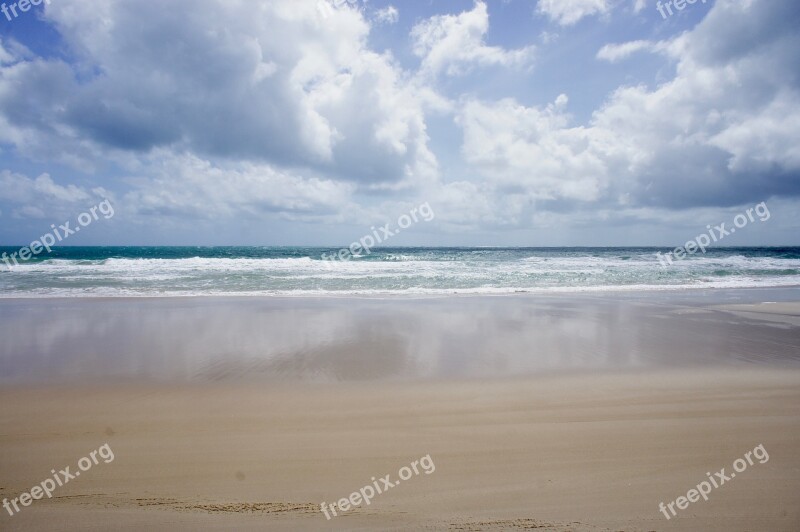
[2,283,800,300]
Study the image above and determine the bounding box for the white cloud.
[597,40,654,62]
[33,174,92,202]
[458,94,612,202]
[0,171,91,203]
[539,31,559,45]
[536,0,610,26]
[0,40,14,65]
[0,0,436,188]
[373,5,398,25]
[708,89,800,173]
[411,1,535,78]
[0,170,102,219]
[427,181,517,228]
[122,152,355,221]
[456,0,800,215]
[1,0,798,238]
[587,0,800,207]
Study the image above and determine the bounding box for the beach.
[4,0,800,529]
[1,289,799,530]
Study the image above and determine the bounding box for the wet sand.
[1,289,800,530]
[2,289,800,384]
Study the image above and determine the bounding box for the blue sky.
[0,0,798,246]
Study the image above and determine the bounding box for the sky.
[0,0,798,247]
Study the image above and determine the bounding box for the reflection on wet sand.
[1,289,799,384]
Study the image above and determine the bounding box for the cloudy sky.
[0,0,798,246]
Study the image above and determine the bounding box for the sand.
[1,369,799,531]
[3,291,800,384]
[1,290,800,530]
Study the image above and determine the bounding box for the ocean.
[1,246,799,297]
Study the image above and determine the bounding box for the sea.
[1,246,799,298]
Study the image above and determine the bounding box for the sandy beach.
[1,290,800,531]
[4,0,800,529]
[1,370,799,531]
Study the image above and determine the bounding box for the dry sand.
[2,368,799,531]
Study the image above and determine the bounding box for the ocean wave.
[2,276,800,298]
[2,250,800,298]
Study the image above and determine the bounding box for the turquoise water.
[1,246,799,297]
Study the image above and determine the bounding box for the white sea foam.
[1,253,799,298]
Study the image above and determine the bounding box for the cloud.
[0,40,14,65]
[0,0,437,188]
[536,0,610,26]
[0,170,104,219]
[457,0,800,216]
[373,5,398,25]
[597,40,656,62]
[121,152,355,221]
[590,0,800,208]
[457,94,613,202]
[1,0,798,239]
[0,171,91,203]
[411,1,535,78]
